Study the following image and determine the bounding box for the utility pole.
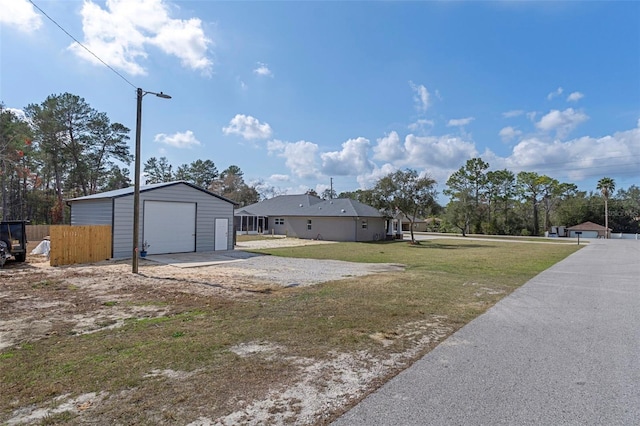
[330,177,333,199]
[132,88,171,273]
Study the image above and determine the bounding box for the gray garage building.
[67,181,237,258]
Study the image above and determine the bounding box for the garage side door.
[144,201,196,255]
[215,218,228,250]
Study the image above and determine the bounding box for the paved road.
[334,239,640,425]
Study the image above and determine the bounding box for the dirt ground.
[1,239,402,351]
[1,239,448,425]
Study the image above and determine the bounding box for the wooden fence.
[26,225,50,242]
[49,225,112,267]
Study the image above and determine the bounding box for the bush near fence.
[49,225,112,266]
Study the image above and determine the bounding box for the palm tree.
[597,177,616,239]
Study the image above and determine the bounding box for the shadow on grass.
[360,239,494,250]
[407,242,495,250]
[138,272,226,290]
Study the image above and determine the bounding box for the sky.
[1,0,639,200]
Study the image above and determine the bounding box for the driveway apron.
[334,239,640,425]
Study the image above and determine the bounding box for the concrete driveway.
[145,237,335,268]
[334,239,640,425]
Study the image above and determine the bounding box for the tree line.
[142,157,259,207]
[1,95,132,223]
[0,94,260,224]
[339,160,639,237]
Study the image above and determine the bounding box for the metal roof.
[66,181,237,205]
[237,195,383,218]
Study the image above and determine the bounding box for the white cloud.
[403,134,478,170]
[356,163,398,189]
[361,131,480,188]
[69,0,212,76]
[547,87,564,100]
[499,126,522,142]
[222,114,273,140]
[0,0,42,33]
[154,130,201,148]
[567,91,584,102]
[409,81,430,113]
[536,108,589,138]
[506,137,562,168]
[408,119,434,133]
[370,131,478,173]
[447,117,475,127]
[269,174,290,182]
[503,110,524,118]
[374,131,405,162]
[253,62,273,77]
[321,137,375,176]
[499,126,640,180]
[150,17,213,74]
[267,139,319,178]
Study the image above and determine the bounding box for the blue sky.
[1,0,639,198]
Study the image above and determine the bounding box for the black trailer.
[0,221,28,267]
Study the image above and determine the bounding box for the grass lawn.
[412,232,583,243]
[0,239,581,424]
[247,239,580,336]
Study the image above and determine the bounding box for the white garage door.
[570,230,598,238]
[143,201,196,254]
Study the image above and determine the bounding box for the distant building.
[566,221,611,239]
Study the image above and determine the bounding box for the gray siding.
[280,216,386,242]
[112,184,234,258]
[70,199,113,225]
[71,183,235,259]
[113,195,134,258]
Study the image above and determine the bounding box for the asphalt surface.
[334,239,640,425]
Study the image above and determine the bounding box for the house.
[566,221,611,238]
[400,215,442,232]
[67,181,237,258]
[235,194,387,242]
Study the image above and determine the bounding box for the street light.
[132,88,171,273]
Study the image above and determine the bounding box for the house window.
[274,218,284,225]
[361,220,368,229]
[307,219,312,230]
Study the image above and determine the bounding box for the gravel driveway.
[147,238,405,287]
[216,255,404,287]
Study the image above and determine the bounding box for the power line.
[28,0,137,90]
